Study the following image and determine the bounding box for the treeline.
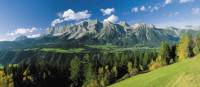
[2,34,200,87]
[149,34,200,70]
[3,49,158,87]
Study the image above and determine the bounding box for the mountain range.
[0,20,199,50]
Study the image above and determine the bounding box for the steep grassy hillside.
[110,54,200,87]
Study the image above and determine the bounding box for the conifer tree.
[70,56,81,86]
[159,41,170,64]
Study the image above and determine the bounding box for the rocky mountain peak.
[131,23,155,29]
[15,35,28,41]
[119,21,129,27]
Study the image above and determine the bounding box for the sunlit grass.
[41,48,84,53]
[110,54,200,87]
[86,44,158,53]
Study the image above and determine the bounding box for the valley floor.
[110,54,200,87]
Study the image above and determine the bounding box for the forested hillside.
[0,0,200,87]
[110,54,200,87]
[109,34,200,87]
[1,47,158,87]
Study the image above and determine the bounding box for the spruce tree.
[70,56,81,86]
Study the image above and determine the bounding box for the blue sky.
[0,0,200,41]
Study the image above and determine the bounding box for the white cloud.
[100,8,115,15]
[192,8,200,15]
[103,15,119,23]
[179,0,194,3]
[131,6,146,13]
[165,0,172,4]
[56,12,63,18]
[63,9,91,21]
[154,6,159,10]
[27,34,41,38]
[9,27,37,36]
[174,12,180,15]
[164,0,194,4]
[51,19,64,27]
[148,6,152,9]
[51,9,91,26]
[140,6,146,11]
[0,35,10,41]
[169,12,180,17]
[131,7,139,13]
[150,5,161,12]
[132,5,163,13]
[0,27,45,41]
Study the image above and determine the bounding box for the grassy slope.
[110,54,200,87]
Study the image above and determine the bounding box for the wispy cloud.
[131,6,146,13]
[131,7,139,13]
[8,27,37,36]
[174,12,180,15]
[0,27,44,41]
[164,0,194,5]
[51,9,91,27]
[148,6,152,9]
[192,8,200,15]
[165,0,172,4]
[140,6,146,11]
[179,0,194,3]
[132,4,163,13]
[168,12,180,17]
[100,8,115,15]
[151,5,160,12]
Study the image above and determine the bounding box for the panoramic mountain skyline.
[0,0,200,41]
[1,1,200,87]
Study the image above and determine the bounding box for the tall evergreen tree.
[70,56,81,86]
[82,54,96,87]
[110,64,118,82]
[159,42,170,64]
[149,42,170,70]
[143,52,149,68]
[193,33,200,55]
[127,62,133,77]
[83,63,95,87]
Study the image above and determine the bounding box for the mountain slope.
[50,20,180,47]
[110,54,200,87]
[0,20,200,50]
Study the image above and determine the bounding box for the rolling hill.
[110,54,200,87]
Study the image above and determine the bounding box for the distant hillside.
[110,54,200,87]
